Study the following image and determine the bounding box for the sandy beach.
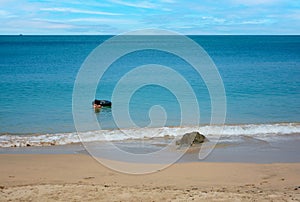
[1,0,300,200]
[0,153,299,201]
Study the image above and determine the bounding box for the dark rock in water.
[176,131,207,146]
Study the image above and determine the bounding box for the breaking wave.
[0,122,299,147]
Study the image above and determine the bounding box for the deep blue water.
[0,35,299,134]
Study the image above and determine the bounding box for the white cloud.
[3,19,74,30]
[0,0,17,6]
[232,0,281,5]
[66,17,137,24]
[285,11,300,20]
[240,19,272,24]
[40,7,122,16]
[109,0,157,9]
[160,0,176,3]
[0,9,18,18]
[201,16,226,24]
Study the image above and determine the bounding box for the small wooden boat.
[92,99,112,108]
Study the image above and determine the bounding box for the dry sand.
[0,154,300,201]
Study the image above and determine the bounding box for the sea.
[0,35,300,148]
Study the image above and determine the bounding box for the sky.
[0,0,299,35]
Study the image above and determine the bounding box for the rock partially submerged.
[176,131,208,146]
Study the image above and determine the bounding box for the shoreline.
[1,122,299,148]
[1,135,300,164]
[1,153,300,201]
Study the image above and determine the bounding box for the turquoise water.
[0,35,300,134]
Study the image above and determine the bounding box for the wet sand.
[1,136,300,201]
[1,153,300,201]
[1,135,300,163]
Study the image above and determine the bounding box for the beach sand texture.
[0,154,300,201]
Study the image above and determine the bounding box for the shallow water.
[1,134,299,163]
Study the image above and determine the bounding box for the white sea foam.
[0,122,299,147]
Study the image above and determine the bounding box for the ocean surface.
[0,35,299,147]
